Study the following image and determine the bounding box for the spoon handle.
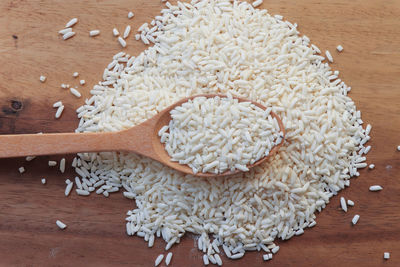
[0,131,126,158]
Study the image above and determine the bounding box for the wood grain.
[0,0,399,266]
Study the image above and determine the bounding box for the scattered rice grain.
[48,160,57,167]
[118,37,126,47]
[369,185,383,191]
[154,254,164,267]
[325,50,333,62]
[62,32,75,40]
[56,220,67,229]
[65,18,78,28]
[18,167,25,173]
[89,30,100,37]
[70,88,81,98]
[352,214,360,225]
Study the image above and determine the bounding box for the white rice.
[252,0,263,7]
[80,80,86,85]
[368,164,375,169]
[41,178,46,184]
[48,160,57,167]
[65,18,78,28]
[123,25,131,39]
[62,32,75,40]
[65,182,74,196]
[352,214,360,225]
[154,254,164,266]
[73,72,79,78]
[383,252,390,260]
[262,254,270,261]
[148,234,155,247]
[71,0,371,264]
[53,101,63,108]
[59,28,72,35]
[336,45,343,52]
[55,105,65,119]
[60,158,66,173]
[128,11,134,19]
[340,196,347,212]
[39,75,46,82]
[271,246,280,254]
[347,199,354,206]
[369,185,383,191]
[118,37,126,47]
[26,156,36,161]
[113,28,119,36]
[70,88,81,98]
[214,254,222,266]
[311,44,321,54]
[230,252,244,259]
[208,255,216,264]
[76,189,90,196]
[325,50,333,62]
[89,30,100,37]
[295,229,304,235]
[18,167,25,174]
[56,220,67,229]
[165,252,173,265]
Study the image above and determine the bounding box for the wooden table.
[0,0,399,266]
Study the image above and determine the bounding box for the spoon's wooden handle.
[0,131,126,158]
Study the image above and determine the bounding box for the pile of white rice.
[158,95,283,174]
[73,0,370,263]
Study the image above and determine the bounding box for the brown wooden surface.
[0,0,399,266]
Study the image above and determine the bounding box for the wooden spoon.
[0,94,285,177]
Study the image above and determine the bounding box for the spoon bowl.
[151,94,285,177]
[0,94,285,177]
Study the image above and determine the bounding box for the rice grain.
[89,30,100,37]
[352,215,360,225]
[123,25,131,39]
[165,252,173,265]
[70,88,81,98]
[154,254,164,267]
[55,105,65,119]
[113,28,119,36]
[325,50,333,62]
[65,182,74,196]
[118,37,126,47]
[60,158,66,173]
[340,197,347,212]
[56,220,67,229]
[65,18,78,28]
[369,185,383,191]
[62,32,76,40]
[48,160,57,167]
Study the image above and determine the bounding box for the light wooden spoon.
[0,94,285,177]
